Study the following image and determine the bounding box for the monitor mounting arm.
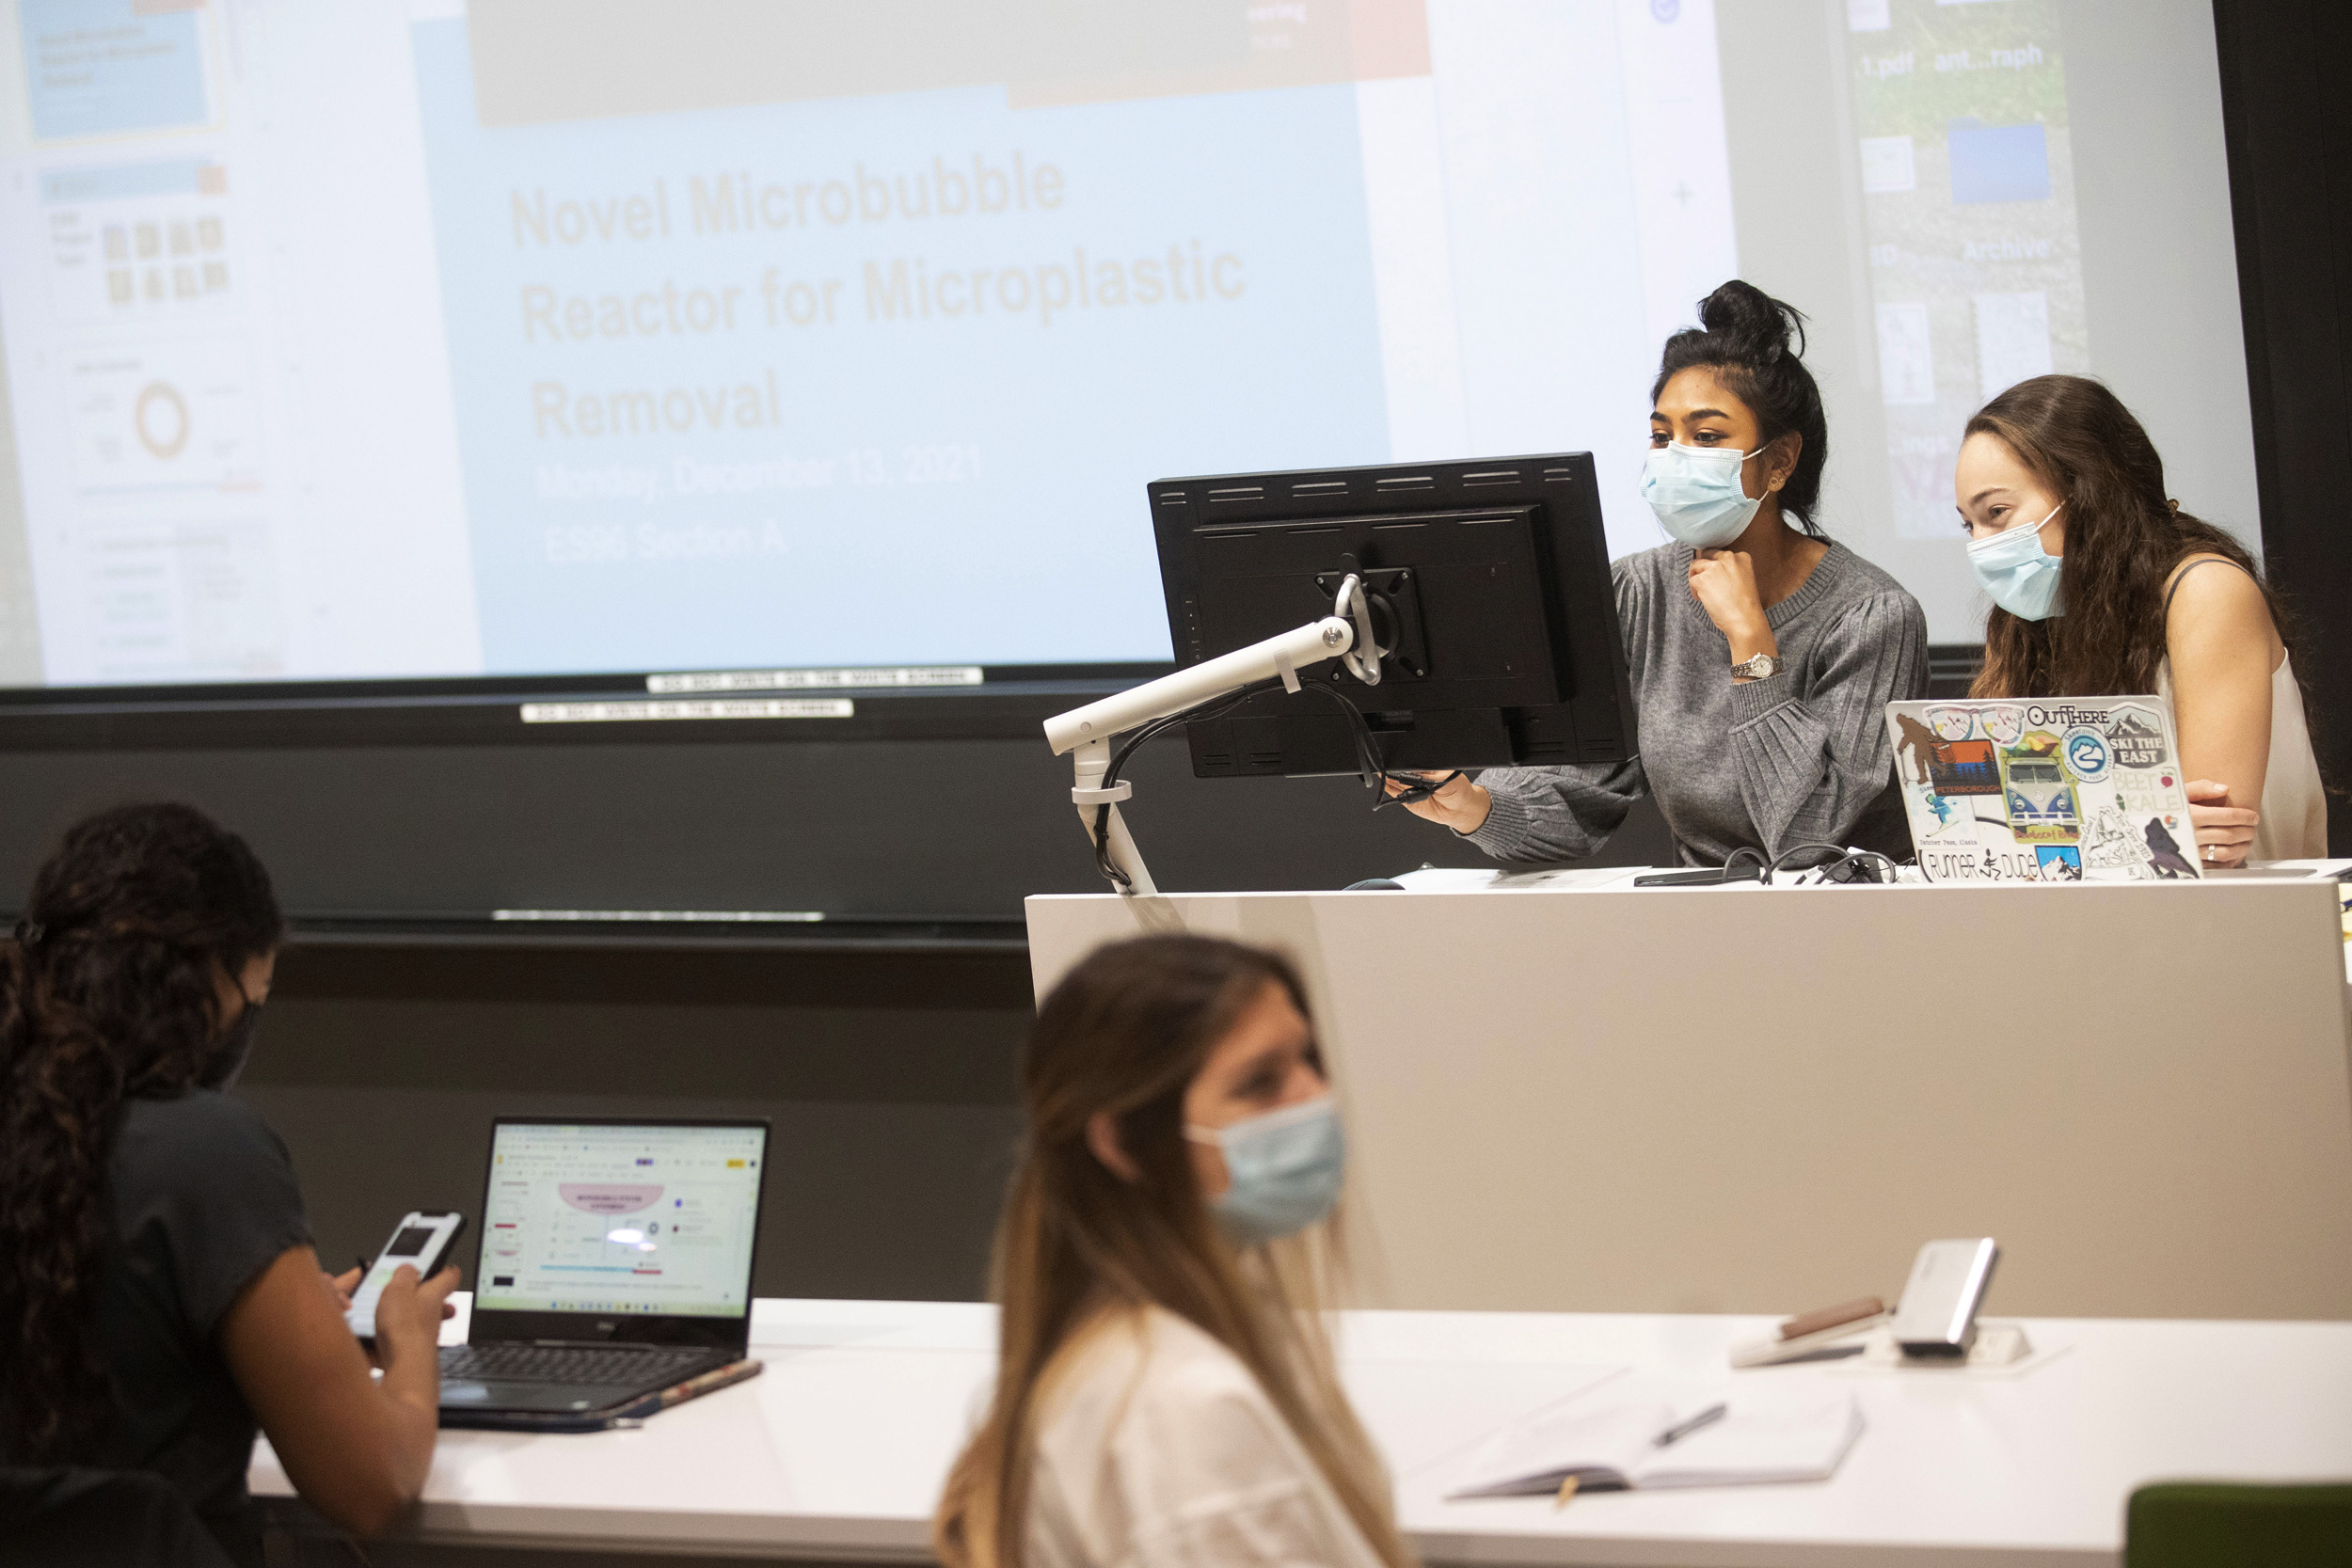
[1043,576,1376,895]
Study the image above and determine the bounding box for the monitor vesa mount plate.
[1313,558,1428,682]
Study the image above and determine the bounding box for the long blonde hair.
[932,934,1414,1568]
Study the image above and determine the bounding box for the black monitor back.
[1151,454,1637,778]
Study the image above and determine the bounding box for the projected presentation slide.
[0,0,1737,687]
[0,0,2187,689]
[473,1122,765,1319]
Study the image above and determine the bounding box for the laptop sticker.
[1884,696,2202,884]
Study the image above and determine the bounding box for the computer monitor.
[1149,454,1636,777]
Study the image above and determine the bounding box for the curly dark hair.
[1652,279,1832,534]
[0,802,283,1465]
[1963,375,2296,701]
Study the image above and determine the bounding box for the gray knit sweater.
[1469,541,1930,867]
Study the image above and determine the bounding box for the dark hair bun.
[1695,279,1807,365]
[1653,278,1830,532]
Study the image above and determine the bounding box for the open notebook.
[1446,1383,1864,1497]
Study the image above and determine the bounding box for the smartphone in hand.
[346,1211,467,1339]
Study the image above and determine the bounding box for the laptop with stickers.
[1883,695,2203,884]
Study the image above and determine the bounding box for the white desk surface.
[252,1295,2352,1565]
[1247,859,2352,982]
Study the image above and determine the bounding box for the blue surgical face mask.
[1641,441,1763,549]
[1186,1095,1345,1245]
[1968,503,2065,621]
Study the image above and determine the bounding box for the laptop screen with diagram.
[472,1120,766,1321]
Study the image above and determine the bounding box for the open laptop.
[1883,695,2203,883]
[438,1117,770,1430]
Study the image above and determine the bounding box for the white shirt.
[1024,1306,1391,1568]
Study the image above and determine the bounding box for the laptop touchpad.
[447,1383,639,1412]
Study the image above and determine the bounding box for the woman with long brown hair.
[1956,375,2325,864]
[0,802,455,1563]
[933,933,1413,1568]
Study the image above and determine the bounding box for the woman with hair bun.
[1392,280,1931,867]
[1955,374,2325,864]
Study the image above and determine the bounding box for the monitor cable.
[1729,842,1903,886]
[1089,677,1280,889]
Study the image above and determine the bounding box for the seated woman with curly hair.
[0,802,456,1563]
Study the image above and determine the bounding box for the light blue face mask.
[1640,441,1764,549]
[1968,503,2065,620]
[1186,1096,1345,1245]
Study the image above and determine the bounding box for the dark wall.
[0,712,1665,1301]
[3,695,1676,1308]
[2215,0,2352,853]
[0,730,1667,922]
[247,940,1036,1304]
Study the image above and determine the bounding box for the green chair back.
[2125,1482,2352,1568]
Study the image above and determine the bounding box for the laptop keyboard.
[440,1342,717,1386]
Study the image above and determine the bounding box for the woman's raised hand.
[1686,548,1769,645]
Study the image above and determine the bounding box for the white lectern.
[1027,873,2352,1320]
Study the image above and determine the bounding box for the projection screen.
[0,0,2257,690]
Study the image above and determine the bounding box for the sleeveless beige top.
[2153,557,2328,862]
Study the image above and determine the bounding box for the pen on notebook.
[1652,1402,1727,1448]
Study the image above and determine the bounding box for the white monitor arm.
[1042,576,1378,894]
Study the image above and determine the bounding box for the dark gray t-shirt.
[99,1091,311,1566]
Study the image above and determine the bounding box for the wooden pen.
[613,1358,765,1422]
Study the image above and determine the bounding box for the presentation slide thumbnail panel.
[19,0,217,144]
